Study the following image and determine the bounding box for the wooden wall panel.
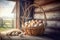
[34,2,60,12]
[34,1,60,26]
[34,12,60,20]
[34,0,56,6]
[47,21,60,27]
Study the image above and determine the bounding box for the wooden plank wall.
[34,1,60,27]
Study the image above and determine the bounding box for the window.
[0,1,16,31]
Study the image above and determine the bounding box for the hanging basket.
[22,4,47,36]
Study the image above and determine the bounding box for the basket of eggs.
[22,20,45,36]
[21,4,47,36]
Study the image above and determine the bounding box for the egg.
[33,24,38,27]
[25,22,28,25]
[35,20,38,23]
[39,23,42,26]
[28,24,31,27]
[29,21,31,23]
[39,20,42,23]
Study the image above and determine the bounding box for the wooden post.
[16,1,20,29]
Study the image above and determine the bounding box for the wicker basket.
[22,24,45,36]
[22,4,47,36]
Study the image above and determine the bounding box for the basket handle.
[22,4,47,28]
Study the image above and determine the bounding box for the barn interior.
[0,0,60,40]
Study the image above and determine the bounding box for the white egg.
[39,23,42,26]
[34,24,37,27]
[29,21,31,23]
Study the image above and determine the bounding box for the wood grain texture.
[34,0,56,5]
[34,2,60,12]
[34,1,60,27]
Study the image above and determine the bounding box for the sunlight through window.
[0,1,16,31]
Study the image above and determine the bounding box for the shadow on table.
[37,26,60,40]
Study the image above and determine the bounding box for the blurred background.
[0,0,60,40]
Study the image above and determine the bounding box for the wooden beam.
[34,10,60,13]
[34,0,57,6]
[34,19,60,21]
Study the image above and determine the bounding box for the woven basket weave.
[23,24,45,36]
[22,4,47,36]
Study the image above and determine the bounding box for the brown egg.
[28,24,31,27]
[30,23,34,27]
